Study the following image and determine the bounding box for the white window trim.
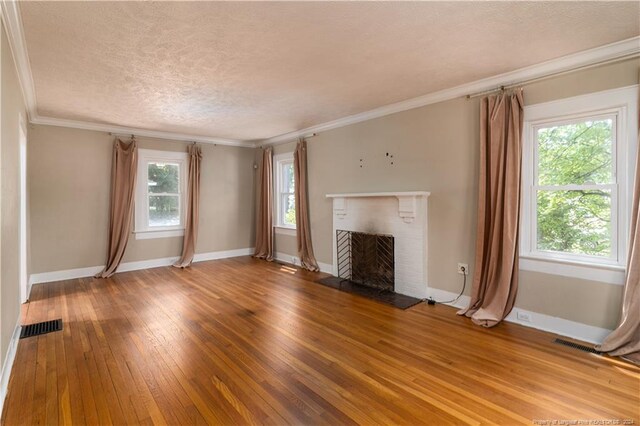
[275,227,296,237]
[135,149,188,240]
[274,152,296,234]
[521,85,638,285]
[528,112,620,265]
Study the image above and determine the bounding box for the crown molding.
[0,0,251,148]
[1,0,37,121]
[258,36,640,146]
[30,115,254,147]
[2,0,638,149]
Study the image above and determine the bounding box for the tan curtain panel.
[96,138,138,278]
[254,147,274,261]
[458,89,524,327]
[174,144,202,268]
[294,139,319,272]
[596,91,640,364]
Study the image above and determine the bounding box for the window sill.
[520,255,625,285]
[274,226,296,237]
[134,229,185,240]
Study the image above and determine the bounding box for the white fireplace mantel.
[326,191,430,224]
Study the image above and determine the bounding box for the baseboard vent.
[553,338,601,354]
[20,319,63,339]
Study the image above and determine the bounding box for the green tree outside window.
[535,118,613,257]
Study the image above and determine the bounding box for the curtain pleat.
[294,139,319,272]
[458,90,524,327]
[95,138,138,278]
[254,147,274,261]
[596,84,640,364]
[174,144,202,268]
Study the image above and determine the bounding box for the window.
[521,86,637,284]
[135,149,188,239]
[534,116,616,259]
[274,153,296,230]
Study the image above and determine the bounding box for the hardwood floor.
[2,256,638,425]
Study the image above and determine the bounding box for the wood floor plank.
[2,256,638,425]
[32,299,49,426]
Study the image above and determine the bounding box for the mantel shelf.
[326,191,430,198]
[326,191,430,224]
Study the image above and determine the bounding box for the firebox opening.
[337,230,394,292]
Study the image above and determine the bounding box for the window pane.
[283,193,296,226]
[537,119,613,186]
[536,189,611,257]
[149,195,180,227]
[282,163,294,193]
[148,162,179,193]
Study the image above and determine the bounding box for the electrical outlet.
[517,311,532,322]
[457,263,468,275]
[291,256,298,265]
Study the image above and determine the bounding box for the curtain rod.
[109,132,135,139]
[466,52,639,99]
[259,133,317,148]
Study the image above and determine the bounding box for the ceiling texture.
[18,1,640,143]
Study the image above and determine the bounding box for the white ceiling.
[18,1,640,142]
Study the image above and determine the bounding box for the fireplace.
[337,230,394,291]
[327,192,430,298]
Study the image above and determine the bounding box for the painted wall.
[270,58,640,331]
[28,125,256,274]
[1,21,27,373]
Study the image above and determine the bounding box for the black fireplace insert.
[336,229,394,291]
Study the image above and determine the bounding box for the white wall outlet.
[291,256,298,265]
[457,263,469,275]
[517,311,532,322]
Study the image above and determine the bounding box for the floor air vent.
[20,319,63,339]
[553,338,601,354]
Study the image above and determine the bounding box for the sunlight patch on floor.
[279,265,297,274]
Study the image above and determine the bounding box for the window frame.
[274,152,296,233]
[529,112,619,264]
[135,149,188,240]
[520,86,638,285]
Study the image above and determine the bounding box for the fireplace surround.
[326,192,430,298]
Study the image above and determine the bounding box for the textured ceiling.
[19,1,640,141]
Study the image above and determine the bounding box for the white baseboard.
[274,251,333,274]
[30,265,103,285]
[0,318,21,417]
[116,256,180,273]
[427,288,471,310]
[427,287,612,344]
[29,247,255,285]
[193,247,254,262]
[26,278,34,302]
[317,262,333,274]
